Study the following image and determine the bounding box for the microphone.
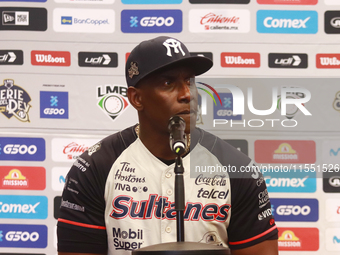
[168,116,187,155]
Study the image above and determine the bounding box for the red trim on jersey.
[58,218,106,230]
[229,225,277,245]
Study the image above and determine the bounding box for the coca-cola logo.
[200,13,240,25]
[195,174,227,186]
[31,51,71,66]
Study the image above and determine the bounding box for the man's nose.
[177,80,191,102]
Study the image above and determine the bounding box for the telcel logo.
[257,10,318,34]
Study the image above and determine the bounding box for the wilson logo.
[221,53,260,67]
[31,51,70,66]
[316,54,340,68]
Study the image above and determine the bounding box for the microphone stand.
[132,150,230,255]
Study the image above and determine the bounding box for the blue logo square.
[40,91,69,119]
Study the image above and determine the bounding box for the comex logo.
[0,202,40,214]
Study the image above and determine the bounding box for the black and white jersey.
[57,126,278,254]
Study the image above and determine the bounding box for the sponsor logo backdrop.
[0,1,339,254]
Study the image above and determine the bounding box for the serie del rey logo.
[0,79,31,122]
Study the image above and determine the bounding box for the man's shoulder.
[193,127,251,167]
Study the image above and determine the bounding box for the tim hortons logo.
[31,51,70,66]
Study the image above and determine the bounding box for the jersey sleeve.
[57,126,138,253]
[227,162,278,250]
[57,142,109,253]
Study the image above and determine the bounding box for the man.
[57,36,278,255]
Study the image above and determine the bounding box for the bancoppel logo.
[271,198,318,222]
[277,88,307,119]
[97,84,130,120]
[0,50,23,65]
[255,140,316,163]
[325,11,340,34]
[257,0,317,4]
[78,52,118,68]
[0,166,46,190]
[326,228,340,251]
[123,0,182,3]
[0,79,31,122]
[51,167,69,191]
[278,227,319,251]
[190,0,250,2]
[40,91,68,119]
[213,93,242,120]
[31,51,70,66]
[0,195,47,219]
[257,10,318,34]
[188,9,250,33]
[112,227,144,251]
[263,171,316,193]
[51,138,99,162]
[269,53,307,68]
[0,8,47,31]
[316,54,340,68]
[53,8,115,33]
[0,224,47,248]
[224,139,248,155]
[0,137,45,161]
[121,9,182,33]
[221,53,260,67]
[326,199,340,222]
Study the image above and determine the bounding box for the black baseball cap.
[125,36,213,87]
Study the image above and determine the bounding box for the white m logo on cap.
[163,38,185,57]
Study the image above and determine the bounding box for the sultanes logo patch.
[0,79,31,122]
[97,84,130,120]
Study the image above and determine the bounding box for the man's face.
[136,64,197,134]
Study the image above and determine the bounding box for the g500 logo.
[196,82,311,128]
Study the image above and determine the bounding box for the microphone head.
[168,115,185,132]
[168,115,186,155]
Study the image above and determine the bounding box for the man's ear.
[128,87,143,111]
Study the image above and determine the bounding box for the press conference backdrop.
[0,0,340,254]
